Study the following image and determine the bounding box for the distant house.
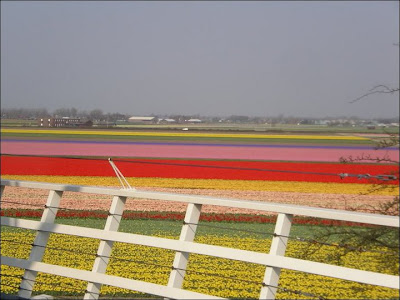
[38,117,91,127]
[38,117,52,127]
[186,118,202,123]
[158,118,176,124]
[115,119,128,125]
[128,116,157,124]
[315,120,330,125]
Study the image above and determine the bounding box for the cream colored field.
[1,185,394,215]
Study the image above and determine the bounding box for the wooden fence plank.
[260,213,293,299]
[1,180,398,227]
[18,190,63,299]
[84,195,127,299]
[2,256,223,300]
[168,203,202,289]
[2,217,398,289]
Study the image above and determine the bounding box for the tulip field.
[1,128,399,299]
[2,128,399,162]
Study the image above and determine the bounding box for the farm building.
[158,118,176,124]
[128,116,158,124]
[38,117,92,128]
[186,118,202,123]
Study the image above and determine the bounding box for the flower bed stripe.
[1,156,398,184]
[3,140,397,162]
[1,138,380,149]
[0,209,373,227]
[1,128,370,140]
[2,175,396,195]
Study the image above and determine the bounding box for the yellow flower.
[1,128,368,140]
[2,175,395,196]
[1,232,397,299]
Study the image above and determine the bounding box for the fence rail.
[2,180,397,226]
[1,179,399,299]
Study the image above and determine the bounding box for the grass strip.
[0,215,372,240]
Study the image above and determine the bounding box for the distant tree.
[229,115,250,123]
[170,115,193,123]
[104,112,128,122]
[77,110,89,118]
[1,108,50,119]
[285,116,302,125]
[53,108,71,117]
[211,116,221,123]
[277,113,285,124]
[89,109,104,121]
[36,108,50,118]
[70,107,78,117]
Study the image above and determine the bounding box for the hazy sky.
[1,1,399,118]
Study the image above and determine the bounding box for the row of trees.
[2,107,398,125]
[1,108,126,122]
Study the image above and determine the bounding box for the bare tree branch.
[349,85,399,103]
[339,153,399,164]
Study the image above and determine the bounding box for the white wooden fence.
[1,179,399,299]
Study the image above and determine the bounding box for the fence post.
[167,203,202,290]
[18,190,63,299]
[259,213,293,300]
[84,195,127,299]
